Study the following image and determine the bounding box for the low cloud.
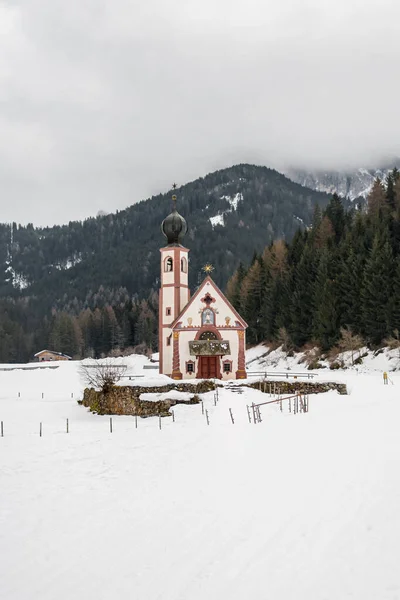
[1,0,399,225]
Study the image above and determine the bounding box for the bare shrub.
[277,327,294,354]
[384,329,400,365]
[337,327,364,365]
[299,346,324,369]
[80,359,127,393]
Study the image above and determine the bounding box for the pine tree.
[226,262,246,311]
[240,258,265,343]
[289,244,318,347]
[390,257,400,332]
[313,250,339,349]
[385,171,397,212]
[367,178,387,219]
[361,234,394,345]
[325,194,345,243]
[337,247,364,333]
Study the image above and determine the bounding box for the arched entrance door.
[197,331,221,379]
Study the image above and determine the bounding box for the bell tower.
[159,186,190,376]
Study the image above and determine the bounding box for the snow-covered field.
[1,349,400,600]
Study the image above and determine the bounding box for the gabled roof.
[170,275,248,329]
[34,349,72,359]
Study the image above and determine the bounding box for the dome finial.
[161,182,187,246]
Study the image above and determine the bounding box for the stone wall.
[80,380,216,417]
[246,380,347,395]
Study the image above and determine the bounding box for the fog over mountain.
[285,160,400,201]
[1,0,400,226]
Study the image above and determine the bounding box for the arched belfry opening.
[181,257,187,272]
[165,257,173,272]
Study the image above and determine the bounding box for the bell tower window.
[165,257,173,272]
[181,257,187,273]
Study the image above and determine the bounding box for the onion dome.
[161,192,187,246]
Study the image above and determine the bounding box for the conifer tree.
[390,257,400,332]
[367,178,387,219]
[325,194,345,243]
[385,171,397,212]
[361,234,394,344]
[289,244,318,347]
[313,250,339,349]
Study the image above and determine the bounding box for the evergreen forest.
[226,171,400,354]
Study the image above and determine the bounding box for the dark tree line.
[226,170,400,351]
[0,288,158,363]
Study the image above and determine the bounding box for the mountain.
[0,164,335,312]
[285,162,399,200]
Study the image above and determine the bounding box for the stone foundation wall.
[80,380,216,417]
[246,380,347,395]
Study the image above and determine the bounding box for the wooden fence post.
[1,421,3,437]
[40,422,42,437]
[205,409,209,425]
[246,405,252,423]
[66,418,69,433]
[229,408,234,424]
[110,417,113,433]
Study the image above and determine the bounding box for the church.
[159,191,247,380]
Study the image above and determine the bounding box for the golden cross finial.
[171,183,177,210]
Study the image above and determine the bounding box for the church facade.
[159,193,247,380]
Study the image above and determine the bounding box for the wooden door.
[208,356,217,378]
[200,357,210,378]
[200,356,218,379]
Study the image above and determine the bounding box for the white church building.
[159,192,247,380]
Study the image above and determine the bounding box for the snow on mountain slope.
[285,165,397,200]
[1,354,400,600]
[209,192,243,228]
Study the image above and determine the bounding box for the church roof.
[170,275,248,329]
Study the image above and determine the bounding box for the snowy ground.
[1,351,400,600]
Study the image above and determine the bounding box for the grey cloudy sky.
[1,0,400,226]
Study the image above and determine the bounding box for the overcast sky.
[1,0,400,226]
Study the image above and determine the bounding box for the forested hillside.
[227,171,400,352]
[0,164,333,362]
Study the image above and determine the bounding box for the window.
[181,257,187,272]
[223,361,232,373]
[186,361,195,374]
[166,307,171,316]
[165,257,173,272]
[199,331,218,341]
[166,336,171,346]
